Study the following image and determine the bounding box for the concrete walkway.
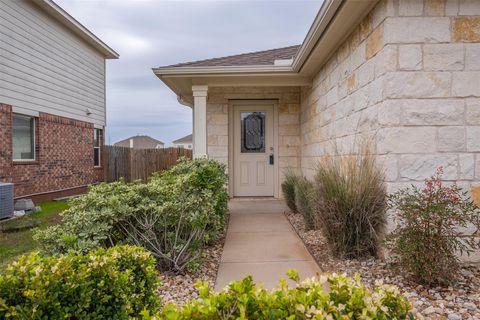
[215,199,321,291]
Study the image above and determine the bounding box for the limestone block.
[279,156,298,169]
[208,146,228,157]
[398,44,422,71]
[207,125,228,136]
[357,59,375,88]
[438,126,466,152]
[476,157,480,180]
[400,154,458,180]
[351,41,366,71]
[358,105,379,132]
[378,100,402,126]
[279,114,299,126]
[207,113,228,125]
[279,145,298,157]
[384,17,451,43]
[465,44,480,71]
[424,44,464,71]
[398,0,424,16]
[288,104,300,114]
[384,72,451,98]
[467,127,480,151]
[445,0,459,16]
[351,90,369,112]
[282,136,301,147]
[365,78,384,107]
[459,154,475,180]
[366,25,384,59]
[279,124,300,136]
[377,127,436,154]
[374,45,397,77]
[451,72,480,97]
[458,0,480,15]
[377,154,399,181]
[425,0,446,16]
[402,99,464,125]
[371,0,396,29]
[453,17,480,42]
[466,99,480,125]
[326,87,338,107]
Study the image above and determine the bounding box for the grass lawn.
[0,201,69,269]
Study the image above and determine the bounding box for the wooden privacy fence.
[104,146,193,182]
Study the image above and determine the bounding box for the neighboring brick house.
[0,0,118,201]
[154,0,480,201]
[114,135,165,149]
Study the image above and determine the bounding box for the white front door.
[233,104,275,197]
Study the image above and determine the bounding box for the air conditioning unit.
[0,183,14,219]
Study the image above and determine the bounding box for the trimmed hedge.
[159,270,414,319]
[34,158,228,272]
[0,246,159,319]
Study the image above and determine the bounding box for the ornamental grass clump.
[159,270,413,319]
[282,169,300,212]
[313,143,387,258]
[0,246,159,319]
[386,167,480,285]
[294,176,316,230]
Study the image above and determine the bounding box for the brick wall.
[0,104,103,199]
[300,0,480,196]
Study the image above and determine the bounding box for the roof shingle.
[167,45,300,67]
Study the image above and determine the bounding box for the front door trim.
[228,100,279,198]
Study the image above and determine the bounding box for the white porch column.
[192,85,208,158]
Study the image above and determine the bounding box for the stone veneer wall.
[300,0,480,197]
[206,86,301,194]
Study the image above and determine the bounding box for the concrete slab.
[221,231,312,262]
[215,199,321,291]
[227,213,292,233]
[228,199,289,214]
[215,260,320,291]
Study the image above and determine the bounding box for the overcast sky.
[55,0,322,146]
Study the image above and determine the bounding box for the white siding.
[0,0,106,126]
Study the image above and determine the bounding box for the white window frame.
[12,113,36,162]
[94,128,101,167]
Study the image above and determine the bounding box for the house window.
[12,114,35,161]
[94,128,101,167]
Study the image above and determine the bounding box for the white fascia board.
[291,0,342,72]
[32,0,119,59]
[153,65,294,76]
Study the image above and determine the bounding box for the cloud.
[55,0,322,146]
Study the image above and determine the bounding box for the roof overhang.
[32,0,119,59]
[153,0,379,105]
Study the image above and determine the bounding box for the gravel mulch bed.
[286,211,480,320]
[157,238,224,306]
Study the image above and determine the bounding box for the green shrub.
[159,270,413,319]
[294,177,315,230]
[282,169,299,212]
[34,158,228,272]
[386,167,480,285]
[313,144,387,258]
[0,245,159,319]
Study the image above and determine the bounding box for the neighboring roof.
[114,135,164,148]
[168,45,300,68]
[32,0,119,59]
[173,134,192,144]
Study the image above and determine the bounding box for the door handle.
[269,153,274,165]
